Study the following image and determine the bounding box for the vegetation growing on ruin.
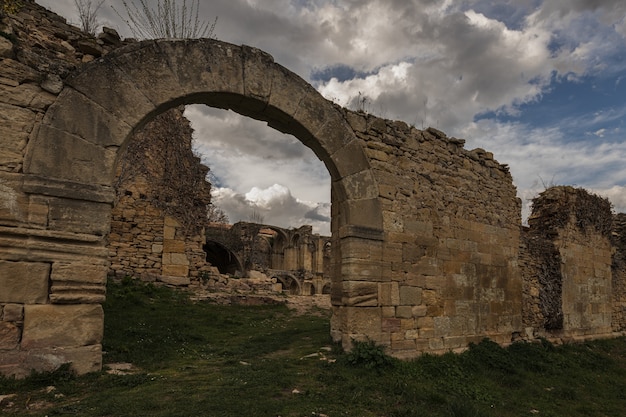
[0,0,22,16]
[114,108,213,234]
[531,186,613,237]
[2,279,626,417]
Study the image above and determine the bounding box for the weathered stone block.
[341,258,384,282]
[158,275,190,286]
[162,264,189,277]
[24,124,117,185]
[382,318,401,332]
[170,253,189,266]
[400,286,422,305]
[433,316,451,337]
[163,239,186,253]
[378,281,399,306]
[0,322,20,349]
[412,305,428,317]
[42,89,130,148]
[0,261,49,304]
[2,304,24,322]
[396,306,413,318]
[342,281,378,306]
[51,262,107,285]
[21,305,103,349]
[344,307,381,335]
[48,197,111,235]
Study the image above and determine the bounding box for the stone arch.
[273,273,302,296]
[17,38,384,372]
[203,240,243,276]
[24,39,381,216]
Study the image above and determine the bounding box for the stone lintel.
[338,224,384,241]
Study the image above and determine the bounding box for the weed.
[3,280,626,417]
[344,339,395,370]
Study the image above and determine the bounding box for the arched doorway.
[18,38,385,374]
[203,241,243,276]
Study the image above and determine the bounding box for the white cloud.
[35,0,626,229]
[461,119,626,220]
[212,185,331,235]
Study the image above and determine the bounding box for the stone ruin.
[105,97,331,297]
[204,222,332,296]
[1,1,626,376]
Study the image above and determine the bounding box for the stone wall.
[204,222,332,295]
[332,113,523,355]
[108,107,212,283]
[2,1,626,378]
[613,213,626,332]
[521,186,615,340]
[0,1,125,377]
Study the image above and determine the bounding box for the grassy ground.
[2,278,626,416]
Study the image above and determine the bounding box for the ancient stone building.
[205,222,332,295]
[1,1,626,377]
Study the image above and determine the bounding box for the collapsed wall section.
[108,108,212,282]
[521,186,614,339]
[335,110,523,356]
[613,213,626,332]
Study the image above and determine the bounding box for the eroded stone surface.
[21,305,103,349]
[0,261,49,304]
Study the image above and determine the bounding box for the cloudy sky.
[39,0,626,235]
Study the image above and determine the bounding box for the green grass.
[2,278,626,416]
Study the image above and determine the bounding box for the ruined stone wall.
[613,213,626,331]
[4,1,626,378]
[109,107,213,282]
[335,111,523,355]
[521,186,615,340]
[204,222,332,295]
[0,1,128,376]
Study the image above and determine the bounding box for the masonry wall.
[521,186,616,340]
[612,213,626,332]
[108,107,212,283]
[204,222,332,295]
[0,1,124,376]
[333,111,523,355]
[3,1,626,378]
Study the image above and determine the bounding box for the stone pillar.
[0,176,110,377]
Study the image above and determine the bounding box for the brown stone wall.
[0,1,123,377]
[4,1,626,378]
[109,106,213,282]
[335,111,523,355]
[521,186,615,339]
[613,214,626,331]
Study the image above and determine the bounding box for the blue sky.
[40,0,626,232]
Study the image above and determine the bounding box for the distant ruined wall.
[108,107,212,282]
[204,222,331,295]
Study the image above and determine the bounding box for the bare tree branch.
[113,0,217,40]
[74,0,104,36]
